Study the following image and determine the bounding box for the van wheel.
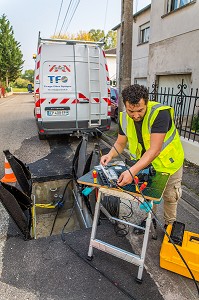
[38,133,46,140]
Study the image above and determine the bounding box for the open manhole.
[0,149,93,240]
[0,139,111,240]
[32,179,84,238]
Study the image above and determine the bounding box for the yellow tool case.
[160,224,199,281]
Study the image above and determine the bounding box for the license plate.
[47,110,69,116]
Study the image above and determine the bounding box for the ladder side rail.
[88,46,102,127]
[87,46,92,125]
[98,46,102,125]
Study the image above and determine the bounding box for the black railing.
[149,80,199,143]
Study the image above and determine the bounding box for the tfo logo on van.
[49,65,71,72]
[48,76,68,84]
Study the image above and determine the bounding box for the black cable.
[64,0,80,33]
[121,200,134,219]
[113,201,134,237]
[58,0,74,37]
[61,198,76,236]
[96,128,199,296]
[50,208,60,236]
[117,187,199,296]
[61,229,136,300]
[54,0,64,36]
[50,179,73,236]
[114,222,129,237]
[59,171,137,298]
[60,196,136,299]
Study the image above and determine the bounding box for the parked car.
[110,87,119,123]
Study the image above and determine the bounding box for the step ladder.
[87,187,154,282]
[87,45,102,127]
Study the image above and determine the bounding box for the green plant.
[191,114,199,131]
[6,87,11,92]
[13,77,29,88]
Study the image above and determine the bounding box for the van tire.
[38,133,46,140]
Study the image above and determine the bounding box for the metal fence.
[149,80,199,143]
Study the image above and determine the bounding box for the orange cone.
[1,158,17,183]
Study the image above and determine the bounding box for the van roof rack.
[38,32,105,47]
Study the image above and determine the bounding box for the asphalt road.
[0,94,51,179]
[0,94,52,238]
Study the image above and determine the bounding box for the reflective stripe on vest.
[161,128,176,151]
[121,105,177,156]
[148,103,163,133]
[147,104,177,151]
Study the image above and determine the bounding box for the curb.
[182,184,199,211]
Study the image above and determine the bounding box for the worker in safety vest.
[100,84,184,231]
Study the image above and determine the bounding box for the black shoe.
[152,218,157,229]
[133,218,157,235]
[133,218,146,235]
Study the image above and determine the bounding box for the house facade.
[148,0,199,93]
[114,0,199,92]
[132,4,151,87]
[113,0,199,164]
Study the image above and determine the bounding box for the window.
[139,22,150,44]
[167,0,194,13]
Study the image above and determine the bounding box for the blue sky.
[1,0,150,71]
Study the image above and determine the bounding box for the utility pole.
[118,0,133,113]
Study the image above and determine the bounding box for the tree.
[0,14,24,86]
[13,77,30,88]
[104,30,117,50]
[89,29,105,42]
[52,29,117,50]
[21,69,34,83]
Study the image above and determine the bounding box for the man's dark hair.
[122,84,149,105]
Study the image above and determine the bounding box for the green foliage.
[13,77,29,88]
[89,29,117,49]
[192,115,199,131]
[21,69,34,83]
[6,86,11,92]
[0,14,24,84]
[12,87,28,92]
[104,30,117,50]
[89,29,105,42]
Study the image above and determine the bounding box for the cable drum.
[100,195,120,218]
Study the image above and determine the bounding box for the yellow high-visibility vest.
[120,101,184,175]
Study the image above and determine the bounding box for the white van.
[34,33,111,139]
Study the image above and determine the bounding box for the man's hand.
[117,169,134,186]
[100,154,113,166]
[100,134,127,166]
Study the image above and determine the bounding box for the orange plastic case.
[160,225,199,281]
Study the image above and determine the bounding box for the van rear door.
[38,43,109,134]
[40,58,78,131]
